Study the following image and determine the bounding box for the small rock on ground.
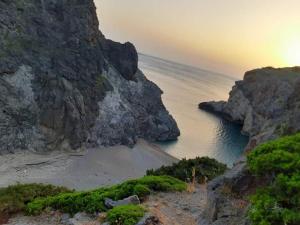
[105,195,140,209]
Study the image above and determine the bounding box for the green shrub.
[133,184,151,199]
[247,133,300,225]
[0,183,71,216]
[147,157,227,182]
[107,205,145,225]
[26,176,186,215]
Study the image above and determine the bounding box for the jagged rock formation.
[198,67,300,225]
[199,67,300,149]
[0,0,179,154]
[198,158,253,225]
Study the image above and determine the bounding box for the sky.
[94,0,300,78]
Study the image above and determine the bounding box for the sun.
[282,37,300,66]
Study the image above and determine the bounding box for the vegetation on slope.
[147,157,227,183]
[107,205,146,225]
[0,183,71,217]
[26,176,186,215]
[247,133,300,225]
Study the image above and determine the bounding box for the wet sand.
[0,140,177,190]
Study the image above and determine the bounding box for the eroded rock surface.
[105,195,140,209]
[199,67,300,225]
[198,159,253,225]
[144,184,207,225]
[0,0,179,154]
[199,67,300,148]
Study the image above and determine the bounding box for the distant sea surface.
[139,54,248,167]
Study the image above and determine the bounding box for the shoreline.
[0,140,178,190]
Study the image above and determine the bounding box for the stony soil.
[4,184,208,225]
[143,184,207,225]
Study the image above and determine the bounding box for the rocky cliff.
[0,0,179,154]
[198,67,300,225]
[199,67,300,149]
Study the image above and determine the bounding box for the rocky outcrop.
[100,39,138,81]
[199,67,300,225]
[199,67,300,148]
[104,195,140,209]
[198,159,253,225]
[0,0,179,154]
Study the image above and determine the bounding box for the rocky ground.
[144,184,207,225]
[4,184,208,225]
[5,212,100,225]
[5,212,66,225]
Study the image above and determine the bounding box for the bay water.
[139,54,248,167]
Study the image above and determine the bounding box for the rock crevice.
[0,0,179,153]
[199,67,300,225]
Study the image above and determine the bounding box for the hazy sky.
[94,0,300,78]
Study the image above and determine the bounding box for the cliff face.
[0,0,179,153]
[200,67,300,149]
[198,67,300,225]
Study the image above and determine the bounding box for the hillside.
[199,67,300,225]
[0,0,179,154]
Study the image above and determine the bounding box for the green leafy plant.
[26,176,186,215]
[133,184,151,200]
[147,157,227,183]
[107,205,146,225]
[0,183,71,217]
[247,133,300,225]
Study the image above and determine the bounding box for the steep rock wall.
[0,0,179,153]
[198,67,300,225]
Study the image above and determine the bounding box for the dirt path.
[143,184,207,225]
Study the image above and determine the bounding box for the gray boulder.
[104,195,140,209]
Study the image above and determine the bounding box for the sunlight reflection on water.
[139,54,248,167]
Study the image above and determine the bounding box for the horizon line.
[138,52,238,80]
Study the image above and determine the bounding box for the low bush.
[147,157,227,183]
[0,183,71,217]
[133,184,151,200]
[247,133,300,225]
[107,205,146,225]
[26,176,186,215]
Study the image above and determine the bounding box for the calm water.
[139,54,249,167]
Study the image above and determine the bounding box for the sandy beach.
[0,140,178,190]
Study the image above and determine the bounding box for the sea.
[139,54,249,167]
